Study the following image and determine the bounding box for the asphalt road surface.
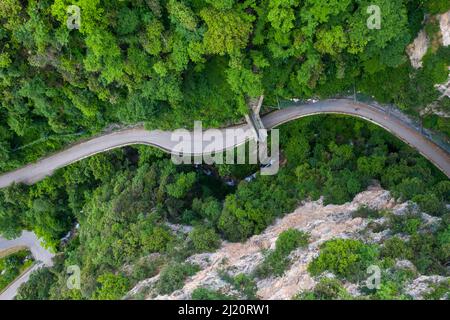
[0,99,448,188]
[0,231,54,300]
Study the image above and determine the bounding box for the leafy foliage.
[294,278,351,300]
[0,250,33,291]
[0,0,447,174]
[191,287,235,300]
[93,273,130,300]
[308,239,379,281]
[15,267,56,300]
[189,226,221,253]
[157,263,200,295]
[256,229,309,278]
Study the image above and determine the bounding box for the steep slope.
[128,186,449,300]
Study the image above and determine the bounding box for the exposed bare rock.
[407,10,450,69]
[126,274,160,299]
[407,30,430,69]
[166,223,193,235]
[404,275,449,300]
[395,260,417,273]
[440,11,450,46]
[128,187,405,300]
[127,185,450,300]
[420,212,442,231]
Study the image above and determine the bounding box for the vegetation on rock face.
[256,229,309,278]
[303,208,450,300]
[0,0,449,173]
[423,279,450,300]
[1,113,449,299]
[218,115,449,242]
[294,278,351,300]
[157,262,200,295]
[189,225,221,253]
[0,0,448,300]
[191,287,235,300]
[93,273,130,300]
[308,239,379,282]
[15,267,55,300]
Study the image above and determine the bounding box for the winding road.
[0,231,54,300]
[0,99,449,188]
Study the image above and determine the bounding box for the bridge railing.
[351,92,450,154]
[273,92,450,154]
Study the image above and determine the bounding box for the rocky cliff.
[127,186,448,300]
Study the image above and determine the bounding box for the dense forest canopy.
[0,0,449,172]
[0,0,449,300]
[4,115,449,300]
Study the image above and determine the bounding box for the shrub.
[404,219,421,235]
[141,226,174,253]
[437,226,450,262]
[220,272,258,299]
[424,280,450,300]
[360,268,415,300]
[424,0,450,14]
[256,229,309,278]
[166,172,196,199]
[232,274,258,300]
[380,237,413,260]
[189,226,221,253]
[157,263,200,295]
[255,250,289,278]
[0,250,33,292]
[409,233,447,275]
[392,177,425,200]
[388,209,422,235]
[308,239,379,282]
[367,221,386,233]
[369,281,411,300]
[15,267,56,300]
[93,273,130,300]
[191,288,235,300]
[294,278,351,300]
[351,206,381,219]
[275,229,310,256]
[413,193,446,216]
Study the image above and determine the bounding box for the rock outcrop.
[129,187,399,300]
[407,10,450,69]
[128,185,449,300]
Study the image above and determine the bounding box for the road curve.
[0,99,449,188]
[0,263,44,300]
[0,231,54,300]
[0,231,54,266]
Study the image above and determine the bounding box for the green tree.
[200,7,254,56]
[16,268,56,300]
[189,226,221,253]
[191,287,234,300]
[166,172,196,199]
[308,239,379,281]
[157,263,200,295]
[93,273,129,300]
